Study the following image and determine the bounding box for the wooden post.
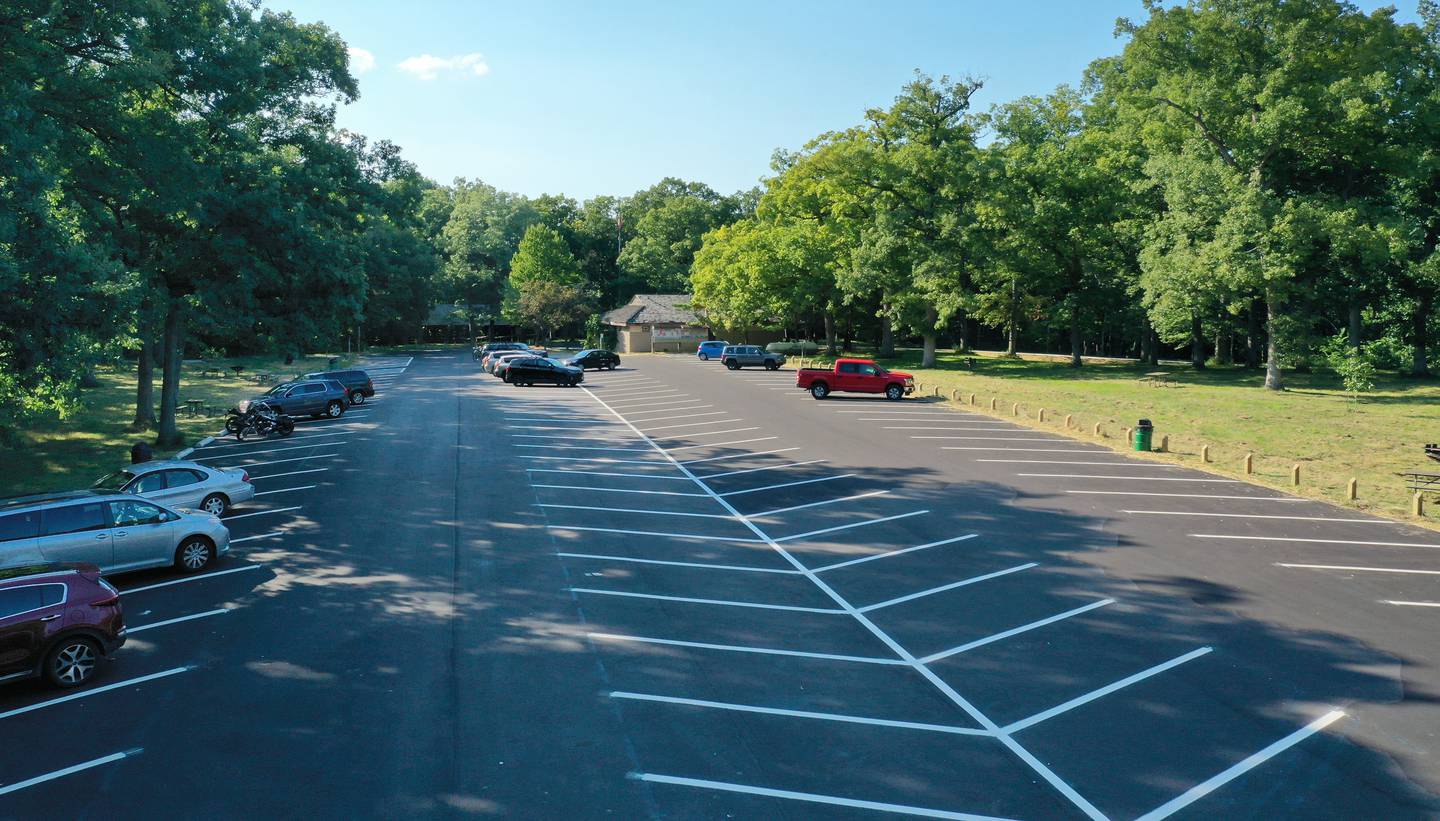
[1200,445,1210,463]
[1243,453,1253,475]
[1123,426,1132,443]
[1347,478,1357,501]
[1012,402,1019,416]
[1290,464,1301,486]
[1159,435,1169,453]
[1064,414,1072,429]
[951,389,961,401]
[1038,408,1046,422]
[1414,492,1425,517]
[1092,422,1101,436]
[969,392,976,405]
[934,385,942,397]
[990,397,997,411]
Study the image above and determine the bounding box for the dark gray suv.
[253,379,349,418]
[720,345,786,371]
[304,369,375,405]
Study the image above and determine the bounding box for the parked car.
[489,350,536,377]
[0,563,124,689]
[795,358,914,400]
[564,349,621,371]
[475,341,529,362]
[92,460,254,517]
[252,378,349,419]
[304,368,375,405]
[483,348,541,372]
[0,490,231,575]
[504,357,584,387]
[720,345,786,371]
[696,340,730,361]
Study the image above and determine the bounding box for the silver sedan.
[92,460,256,516]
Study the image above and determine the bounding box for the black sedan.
[564,349,621,371]
[504,357,584,387]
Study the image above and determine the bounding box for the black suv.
[305,369,375,405]
[505,357,584,387]
[564,349,621,371]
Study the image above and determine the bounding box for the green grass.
[1,352,354,498]
[794,347,1440,527]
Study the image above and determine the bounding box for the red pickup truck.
[795,358,916,400]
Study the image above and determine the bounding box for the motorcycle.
[228,400,295,441]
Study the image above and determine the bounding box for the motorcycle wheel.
[277,420,295,437]
[225,417,242,434]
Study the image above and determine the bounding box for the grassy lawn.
[793,348,1440,527]
[1,352,354,498]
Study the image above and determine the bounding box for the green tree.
[509,224,588,340]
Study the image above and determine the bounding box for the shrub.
[1322,332,1377,398]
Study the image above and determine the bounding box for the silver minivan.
[0,491,231,575]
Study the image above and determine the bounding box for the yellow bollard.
[969,392,976,405]
[1038,408,1046,422]
[1290,464,1301,486]
[1012,402,1019,416]
[1201,445,1210,463]
[990,397,998,411]
[1244,453,1253,475]
[1414,492,1426,517]
[1123,426,1132,444]
[1093,422,1101,436]
[1064,414,1072,429]
[951,389,961,401]
[1347,478,1358,501]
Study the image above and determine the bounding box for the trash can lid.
[1137,418,1152,427]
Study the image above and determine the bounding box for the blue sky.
[270,0,1420,201]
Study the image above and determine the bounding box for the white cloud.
[396,52,490,81]
[347,47,375,75]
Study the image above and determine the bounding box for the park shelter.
[603,294,710,353]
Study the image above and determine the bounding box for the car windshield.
[92,470,136,490]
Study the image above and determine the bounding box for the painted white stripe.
[515,444,652,452]
[1021,473,1238,482]
[518,455,666,465]
[511,433,643,441]
[531,484,707,497]
[536,504,729,519]
[504,416,620,424]
[557,552,799,574]
[887,426,1028,431]
[920,599,1116,664]
[627,411,731,424]
[654,427,761,440]
[697,460,827,479]
[1278,563,1440,576]
[679,447,799,465]
[589,632,906,665]
[231,531,287,543]
[1384,600,1440,608]
[1135,710,1346,821]
[631,773,1016,821]
[639,418,743,431]
[199,441,349,460]
[196,431,357,450]
[664,437,780,452]
[1193,534,1440,549]
[128,608,229,633]
[979,460,1157,466]
[0,668,190,721]
[526,468,689,480]
[746,490,890,519]
[571,588,844,614]
[253,485,317,496]
[509,424,636,432]
[605,393,689,404]
[915,436,1069,441]
[719,474,856,497]
[547,525,764,543]
[0,750,142,797]
[247,468,329,481]
[121,565,265,594]
[944,447,1107,452]
[1003,647,1213,734]
[1067,490,1306,501]
[1127,510,1383,523]
[859,564,1037,613]
[222,506,300,521]
[777,510,929,543]
[223,453,338,469]
[622,405,716,417]
[835,409,965,414]
[611,691,992,737]
[606,396,694,408]
[814,534,979,572]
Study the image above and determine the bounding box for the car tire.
[175,536,216,573]
[44,636,101,688]
[725,360,740,370]
[811,383,830,399]
[699,353,709,361]
[200,493,228,517]
[885,384,904,400]
[326,400,344,418]
[765,361,779,371]
[349,390,366,405]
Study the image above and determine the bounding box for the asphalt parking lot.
[3,349,1438,819]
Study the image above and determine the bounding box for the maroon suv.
[0,563,125,688]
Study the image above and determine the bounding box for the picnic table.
[1138,371,1178,387]
[184,398,206,418]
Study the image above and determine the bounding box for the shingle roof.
[602,294,699,327]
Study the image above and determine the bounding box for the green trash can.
[1133,419,1154,452]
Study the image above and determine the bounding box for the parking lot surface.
[3,350,1438,819]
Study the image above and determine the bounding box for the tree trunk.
[1146,326,1160,367]
[1348,300,1363,349]
[1217,327,1233,365]
[1264,294,1284,390]
[156,295,185,447]
[920,306,939,368]
[955,309,969,353]
[1069,310,1082,368]
[1413,295,1431,377]
[132,337,156,430]
[823,313,837,355]
[1190,315,1206,370]
[879,314,894,358]
[1245,300,1261,368]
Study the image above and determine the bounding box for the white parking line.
[607,396,694,408]
[605,392,688,403]
[1135,710,1346,821]
[813,534,979,572]
[526,468,689,480]
[858,563,1038,613]
[1278,563,1440,575]
[589,632,907,665]
[944,447,1108,452]
[128,608,229,633]
[597,388,676,398]
[536,504,730,519]
[515,444,653,452]
[253,485,317,496]
[195,430,358,450]
[746,490,891,519]
[679,447,799,465]
[519,455,666,465]
[916,436,1070,441]
[777,510,930,543]
[547,525,765,543]
[980,460,1158,466]
[638,418,743,431]
[920,599,1116,664]
[121,565,266,594]
[570,588,845,614]
[1384,600,1440,608]
[556,552,800,574]
[0,667,191,721]
[611,691,992,737]
[886,426,1027,431]
[630,773,1013,821]
[719,474,856,497]
[222,506,301,520]
[504,416,621,424]
[512,433,643,442]
[1127,511,1383,523]
[1067,490,1306,501]
[1193,534,1440,549]
[623,405,716,417]
[653,427,762,440]
[224,453,339,469]
[697,460,827,479]
[1002,647,1214,734]
[248,468,329,481]
[198,441,349,460]
[531,484,708,497]
[0,750,143,797]
[664,437,779,452]
[232,531,287,543]
[1021,474,1239,482]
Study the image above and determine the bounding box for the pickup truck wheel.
[885,384,904,400]
[725,360,740,370]
[810,383,829,399]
